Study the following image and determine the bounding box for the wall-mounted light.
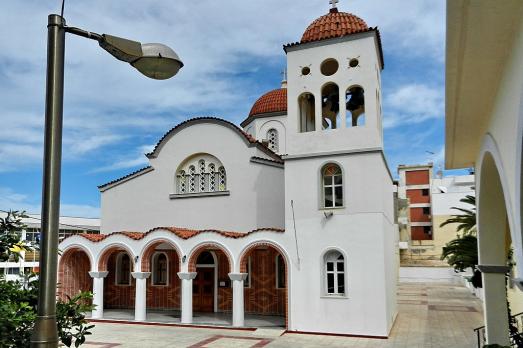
[134,256,139,263]
[182,255,187,263]
[324,211,334,219]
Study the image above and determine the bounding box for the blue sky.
[0,0,463,218]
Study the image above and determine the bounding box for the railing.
[475,312,523,347]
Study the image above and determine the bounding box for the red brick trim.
[285,330,388,339]
[188,335,272,348]
[238,241,289,329]
[140,239,182,272]
[188,242,233,273]
[87,319,256,331]
[98,244,135,272]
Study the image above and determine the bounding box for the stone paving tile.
[86,282,484,348]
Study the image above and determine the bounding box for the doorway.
[193,251,217,312]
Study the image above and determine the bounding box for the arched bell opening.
[346,86,365,127]
[321,83,340,130]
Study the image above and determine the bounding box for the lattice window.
[198,160,206,192]
[218,166,226,191]
[178,170,186,194]
[189,165,196,193]
[175,155,226,195]
[267,129,279,152]
[324,251,345,295]
[322,163,343,208]
[208,164,216,192]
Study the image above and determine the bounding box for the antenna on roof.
[281,68,287,88]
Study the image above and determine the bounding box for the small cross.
[281,69,287,82]
[329,0,339,9]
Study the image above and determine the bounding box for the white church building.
[59,3,397,337]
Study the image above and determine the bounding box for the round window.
[349,58,359,68]
[320,58,339,76]
[301,66,311,76]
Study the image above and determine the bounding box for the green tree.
[440,195,481,287]
[0,211,95,347]
[439,195,476,236]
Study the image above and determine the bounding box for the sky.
[0,0,464,218]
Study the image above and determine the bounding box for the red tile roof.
[241,88,287,127]
[73,227,284,243]
[249,88,287,117]
[301,9,369,44]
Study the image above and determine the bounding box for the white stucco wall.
[100,121,284,233]
[477,16,523,277]
[284,152,396,336]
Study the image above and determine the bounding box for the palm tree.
[440,194,480,287]
[439,195,476,236]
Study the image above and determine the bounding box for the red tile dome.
[248,88,287,117]
[301,9,369,44]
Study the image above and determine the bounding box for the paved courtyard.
[84,282,484,347]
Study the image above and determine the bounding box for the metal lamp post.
[31,14,183,347]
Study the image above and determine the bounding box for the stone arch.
[477,149,514,344]
[58,246,92,301]
[238,240,290,328]
[187,242,234,273]
[477,134,519,264]
[140,238,182,272]
[98,243,136,272]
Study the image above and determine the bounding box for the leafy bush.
[0,211,95,347]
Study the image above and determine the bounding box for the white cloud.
[0,186,99,218]
[91,144,154,173]
[383,83,444,129]
[0,1,445,174]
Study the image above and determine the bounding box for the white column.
[315,92,322,131]
[229,273,248,327]
[478,265,510,346]
[131,272,151,322]
[339,91,346,129]
[178,272,197,324]
[88,271,108,319]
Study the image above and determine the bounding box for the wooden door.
[193,268,214,312]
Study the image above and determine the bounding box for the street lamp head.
[98,34,183,80]
[132,43,183,80]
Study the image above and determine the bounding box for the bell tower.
[282,3,397,337]
[284,3,384,157]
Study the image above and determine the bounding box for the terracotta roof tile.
[69,227,284,243]
[301,10,369,44]
[249,88,287,117]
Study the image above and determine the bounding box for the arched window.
[298,93,315,133]
[152,252,168,285]
[321,83,340,130]
[116,252,131,285]
[267,129,279,152]
[322,163,343,208]
[275,254,286,289]
[324,250,345,295]
[175,154,227,195]
[346,86,365,126]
